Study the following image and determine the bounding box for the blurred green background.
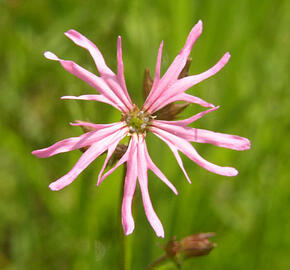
[0,0,289,269]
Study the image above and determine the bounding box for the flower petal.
[143,140,178,194]
[121,135,138,235]
[153,120,251,151]
[117,36,132,103]
[44,51,128,112]
[61,94,124,110]
[32,122,125,158]
[191,129,251,151]
[69,121,121,130]
[97,134,134,185]
[165,106,220,126]
[151,41,164,91]
[137,136,164,237]
[97,140,120,183]
[65,29,112,76]
[48,130,126,191]
[64,30,133,109]
[144,20,203,111]
[152,52,230,110]
[176,52,230,90]
[152,132,191,183]
[150,92,214,113]
[153,121,250,151]
[151,127,238,177]
[160,20,203,82]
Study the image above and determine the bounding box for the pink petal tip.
[244,139,251,150]
[159,232,165,238]
[223,52,231,63]
[44,51,58,61]
[49,182,61,191]
[31,150,44,158]
[64,29,83,42]
[197,19,203,30]
[123,224,134,235]
[227,167,238,176]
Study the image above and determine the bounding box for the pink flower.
[32,20,250,237]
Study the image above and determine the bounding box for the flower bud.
[178,57,192,79]
[77,121,96,153]
[164,237,180,258]
[154,232,216,269]
[164,233,216,259]
[108,144,128,167]
[179,232,216,257]
[143,68,153,100]
[77,120,96,133]
[154,102,189,120]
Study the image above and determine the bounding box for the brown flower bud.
[79,146,90,153]
[163,233,216,259]
[143,68,153,100]
[164,237,180,258]
[76,121,96,152]
[180,232,216,257]
[76,120,96,133]
[107,144,128,167]
[154,102,189,121]
[148,233,216,269]
[178,57,192,79]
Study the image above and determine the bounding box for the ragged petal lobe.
[144,20,203,112]
[151,126,238,177]
[121,135,138,235]
[137,136,164,238]
[49,128,128,191]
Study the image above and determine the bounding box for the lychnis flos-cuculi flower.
[32,20,250,237]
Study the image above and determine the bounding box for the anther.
[123,106,152,134]
[137,111,144,117]
[143,116,149,122]
[125,116,132,123]
[129,126,137,133]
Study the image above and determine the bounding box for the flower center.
[122,106,153,134]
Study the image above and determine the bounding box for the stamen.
[137,111,144,117]
[143,116,149,122]
[125,116,132,123]
[129,126,137,133]
[123,106,153,134]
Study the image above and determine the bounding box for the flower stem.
[146,255,168,269]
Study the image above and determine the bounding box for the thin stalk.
[146,255,168,270]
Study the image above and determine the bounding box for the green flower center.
[123,106,152,134]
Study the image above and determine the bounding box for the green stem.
[146,255,168,270]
